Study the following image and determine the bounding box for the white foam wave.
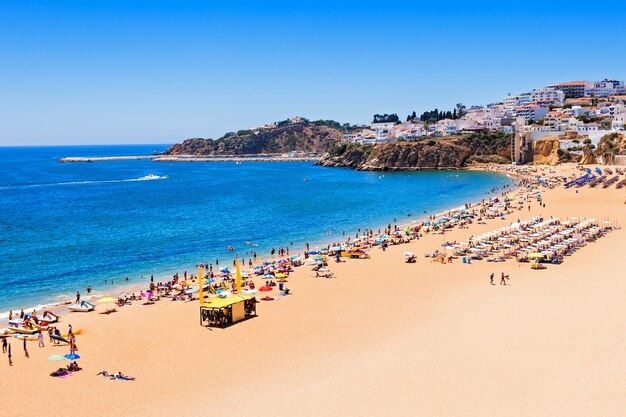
[0,175,166,190]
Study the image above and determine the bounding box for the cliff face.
[319,141,469,170]
[359,141,472,170]
[318,133,511,171]
[595,132,626,164]
[579,144,597,165]
[165,124,342,155]
[532,138,561,166]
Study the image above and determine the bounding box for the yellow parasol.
[528,252,544,259]
[235,260,242,294]
[198,265,204,304]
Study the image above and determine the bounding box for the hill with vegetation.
[165,119,354,156]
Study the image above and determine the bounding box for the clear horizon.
[1,0,625,146]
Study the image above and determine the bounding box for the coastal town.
[247,79,624,165]
[338,79,625,143]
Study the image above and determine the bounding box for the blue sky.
[1,0,625,146]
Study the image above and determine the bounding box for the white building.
[434,119,457,135]
[393,122,426,140]
[585,80,616,97]
[503,93,532,109]
[577,123,599,134]
[530,87,565,105]
[514,105,548,122]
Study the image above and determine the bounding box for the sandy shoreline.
[1,163,625,417]
[0,167,516,321]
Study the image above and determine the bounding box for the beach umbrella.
[97,297,117,303]
[48,354,66,361]
[65,353,80,360]
[259,285,273,292]
[220,267,230,273]
[313,256,324,261]
[184,288,197,294]
[403,252,415,257]
[528,252,544,259]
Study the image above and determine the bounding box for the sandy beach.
[1,163,624,417]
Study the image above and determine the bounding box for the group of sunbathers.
[50,361,81,377]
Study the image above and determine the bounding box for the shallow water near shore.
[0,145,512,310]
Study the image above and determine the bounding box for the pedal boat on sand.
[68,300,95,312]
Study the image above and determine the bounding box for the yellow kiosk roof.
[201,295,253,309]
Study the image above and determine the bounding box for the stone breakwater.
[59,155,321,163]
[59,156,157,162]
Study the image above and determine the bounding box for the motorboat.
[68,300,95,312]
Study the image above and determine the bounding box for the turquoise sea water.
[0,145,513,311]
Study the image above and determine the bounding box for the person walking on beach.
[75,291,80,303]
[500,272,507,285]
[2,337,7,353]
[69,341,77,355]
[37,330,44,347]
[490,273,495,285]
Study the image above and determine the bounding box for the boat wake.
[0,174,167,190]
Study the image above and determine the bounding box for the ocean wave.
[0,174,166,190]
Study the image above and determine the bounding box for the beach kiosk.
[199,295,256,327]
[198,263,257,327]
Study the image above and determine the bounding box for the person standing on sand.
[490,273,495,285]
[75,291,80,303]
[500,272,507,285]
[37,330,44,347]
[2,337,7,353]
